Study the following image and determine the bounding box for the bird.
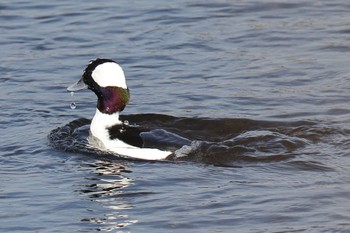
[67,58,173,160]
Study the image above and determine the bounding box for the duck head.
[67,58,130,114]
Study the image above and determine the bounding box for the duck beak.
[67,77,88,92]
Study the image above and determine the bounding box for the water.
[2,0,350,232]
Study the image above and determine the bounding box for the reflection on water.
[78,162,138,232]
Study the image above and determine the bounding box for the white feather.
[89,109,172,160]
[91,62,128,89]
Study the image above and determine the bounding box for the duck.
[67,58,172,160]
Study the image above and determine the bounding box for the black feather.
[107,124,149,148]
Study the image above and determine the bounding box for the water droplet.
[70,102,76,110]
[69,91,76,109]
[123,120,129,126]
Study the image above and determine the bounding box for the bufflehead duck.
[67,58,172,160]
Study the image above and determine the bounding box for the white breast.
[89,109,172,160]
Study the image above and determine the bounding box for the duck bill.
[67,77,88,92]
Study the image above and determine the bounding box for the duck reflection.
[78,161,138,232]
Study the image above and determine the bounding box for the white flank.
[90,109,172,160]
[91,62,128,89]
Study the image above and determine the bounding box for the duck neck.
[90,108,121,141]
[95,87,129,114]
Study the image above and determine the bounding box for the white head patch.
[91,62,128,89]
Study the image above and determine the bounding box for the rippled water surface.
[2,0,350,232]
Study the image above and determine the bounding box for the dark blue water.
[2,0,350,232]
